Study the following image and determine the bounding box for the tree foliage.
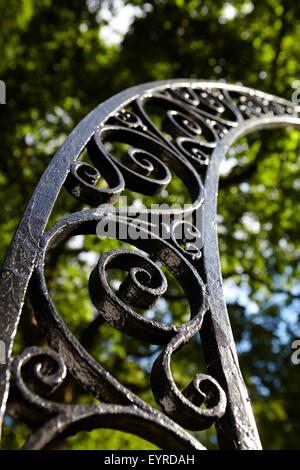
[0,0,299,450]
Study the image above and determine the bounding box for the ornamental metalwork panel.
[0,80,299,450]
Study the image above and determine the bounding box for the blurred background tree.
[0,0,299,450]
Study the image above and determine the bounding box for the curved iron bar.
[0,79,299,449]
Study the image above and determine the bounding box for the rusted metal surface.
[0,80,299,449]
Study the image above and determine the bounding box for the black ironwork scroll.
[0,80,299,449]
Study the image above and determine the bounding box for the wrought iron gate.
[0,80,299,450]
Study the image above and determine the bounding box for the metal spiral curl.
[169,219,203,262]
[120,147,172,195]
[89,248,175,343]
[11,347,67,416]
[64,138,125,207]
[151,313,227,431]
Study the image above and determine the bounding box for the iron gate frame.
[0,79,299,450]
